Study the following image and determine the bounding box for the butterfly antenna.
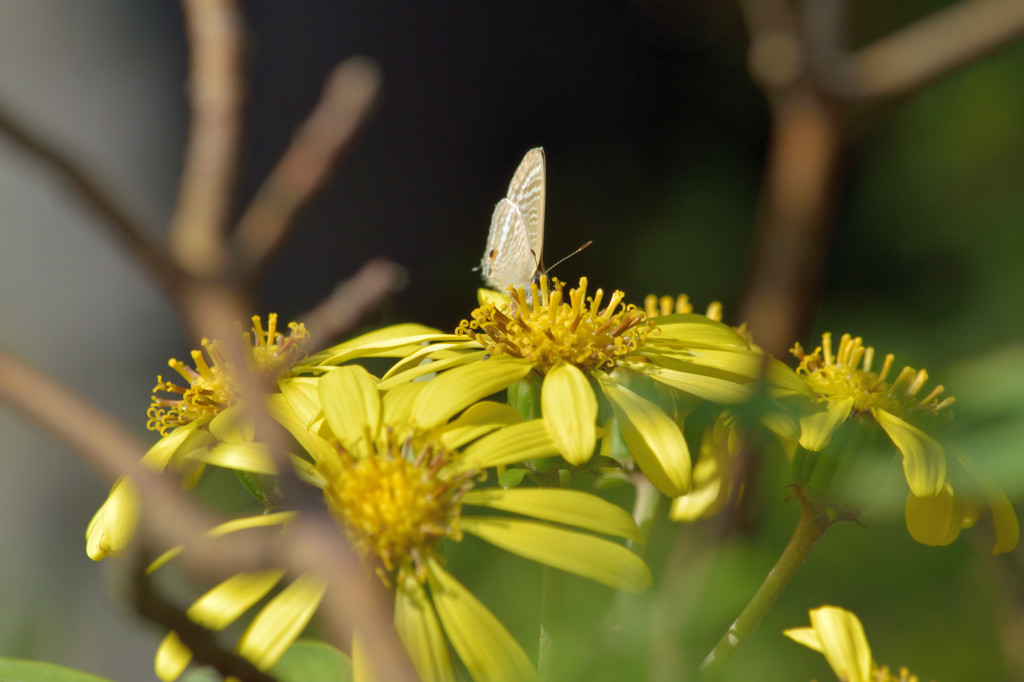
[543,241,593,276]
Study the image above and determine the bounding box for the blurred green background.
[1,1,1023,680]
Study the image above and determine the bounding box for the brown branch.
[0,344,417,680]
[234,58,382,277]
[2,1,410,677]
[0,101,183,296]
[736,0,842,359]
[301,258,406,350]
[131,551,278,682]
[823,0,1024,100]
[0,346,269,575]
[169,0,246,277]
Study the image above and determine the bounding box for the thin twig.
[823,0,1024,100]
[300,258,406,351]
[0,101,182,295]
[234,58,382,277]
[169,0,245,276]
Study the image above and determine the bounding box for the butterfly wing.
[481,198,536,291]
[505,148,546,270]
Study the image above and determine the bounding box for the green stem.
[605,473,662,641]
[630,473,662,549]
[699,490,833,678]
[538,563,567,682]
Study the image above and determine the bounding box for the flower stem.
[630,472,662,548]
[699,489,833,678]
[538,563,567,681]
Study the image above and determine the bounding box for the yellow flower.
[784,605,924,682]
[85,420,213,560]
[87,315,307,561]
[147,314,309,436]
[154,365,650,682]
[904,448,1019,555]
[792,333,1018,554]
[793,333,953,497]
[339,276,792,498]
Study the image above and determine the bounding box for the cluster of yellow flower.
[85,280,1017,681]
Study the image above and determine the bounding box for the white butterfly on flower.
[480,148,546,291]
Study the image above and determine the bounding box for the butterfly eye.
[489,248,498,260]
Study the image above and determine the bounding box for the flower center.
[321,438,470,584]
[146,314,309,435]
[457,276,653,373]
[793,332,955,417]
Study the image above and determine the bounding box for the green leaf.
[498,467,529,488]
[0,658,115,682]
[270,640,353,682]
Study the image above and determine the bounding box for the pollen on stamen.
[456,275,654,373]
[320,438,471,586]
[793,332,955,418]
[145,314,310,436]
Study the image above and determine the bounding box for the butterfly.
[480,148,546,291]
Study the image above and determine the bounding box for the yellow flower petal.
[669,475,723,522]
[314,324,459,364]
[155,631,192,681]
[426,556,539,682]
[395,567,455,682]
[647,314,751,349]
[411,358,533,429]
[477,287,510,307]
[268,394,338,466]
[85,475,140,560]
[639,363,754,403]
[459,517,651,593]
[189,570,287,629]
[352,630,376,682]
[192,442,277,474]
[808,606,873,682]
[381,381,427,427]
[277,378,323,427]
[905,486,962,546]
[873,408,946,496]
[982,476,1020,555]
[319,365,381,455]
[461,488,641,541]
[154,572,288,679]
[439,401,522,451]
[541,363,597,464]
[140,421,205,471]
[236,574,328,670]
[782,625,824,653]
[147,512,295,575]
[379,346,487,385]
[453,420,559,471]
[208,405,256,443]
[597,376,691,497]
[207,511,297,538]
[798,398,854,451]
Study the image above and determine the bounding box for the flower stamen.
[458,276,653,374]
[793,332,955,417]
